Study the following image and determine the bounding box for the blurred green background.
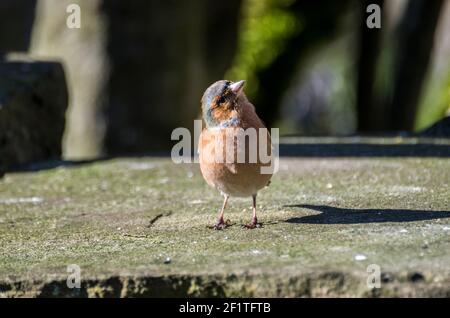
[1,0,449,160]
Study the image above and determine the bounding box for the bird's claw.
[242,221,262,229]
[209,219,232,230]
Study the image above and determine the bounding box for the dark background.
[1,0,449,160]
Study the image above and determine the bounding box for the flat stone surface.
[0,139,449,297]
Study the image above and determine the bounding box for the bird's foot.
[243,218,262,229]
[209,218,232,230]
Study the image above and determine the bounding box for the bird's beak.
[229,80,245,94]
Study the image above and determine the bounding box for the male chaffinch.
[199,80,272,229]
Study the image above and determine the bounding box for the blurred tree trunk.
[389,0,444,131]
[253,0,350,129]
[356,0,384,133]
[31,0,110,159]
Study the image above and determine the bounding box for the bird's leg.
[210,195,230,230]
[244,194,261,229]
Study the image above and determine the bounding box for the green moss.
[0,144,449,296]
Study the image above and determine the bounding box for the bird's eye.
[218,96,225,104]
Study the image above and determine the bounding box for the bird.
[198,80,273,229]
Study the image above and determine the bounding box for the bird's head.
[201,80,246,128]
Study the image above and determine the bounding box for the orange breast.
[198,127,272,197]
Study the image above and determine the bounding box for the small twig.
[147,211,172,228]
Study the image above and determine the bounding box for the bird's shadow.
[284,204,450,224]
